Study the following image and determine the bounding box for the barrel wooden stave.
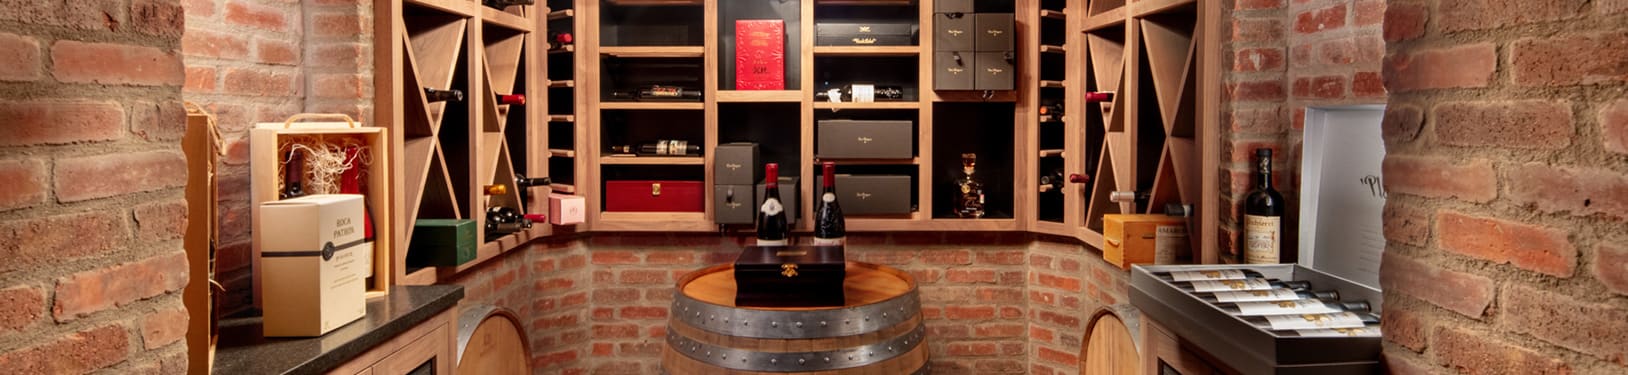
[456,304,531,375]
[1081,306,1141,375]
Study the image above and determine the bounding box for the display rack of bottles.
[546,0,585,200]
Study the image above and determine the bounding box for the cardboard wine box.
[734,245,846,307]
[714,142,760,185]
[406,219,476,267]
[935,51,975,90]
[606,180,705,212]
[257,194,368,337]
[1104,214,1190,270]
[735,20,785,90]
[756,177,799,226]
[973,13,1015,51]
[549,193,585,225]
[934,13,974,51]
[815,21,918,46]
[816,119,915,159]
[714,184,756,225]
[816,174,913,215]
[974,51,1016,90]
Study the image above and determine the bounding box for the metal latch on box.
[652,183,661,196]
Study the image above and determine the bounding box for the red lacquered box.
[605,180,705,212]
[735,19,785,90]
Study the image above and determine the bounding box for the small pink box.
[549,193,585,225]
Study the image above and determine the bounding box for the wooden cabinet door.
[372,324,453,375]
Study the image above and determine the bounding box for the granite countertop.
[214,285,463,375]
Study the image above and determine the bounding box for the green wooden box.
[407,219,476,267]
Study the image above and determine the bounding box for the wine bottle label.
[1244,214,1281,264]
[1293,327,1381,337]
[1235,300,1341,316]
[756,239,789,246]
[822,192,836,203]
[760,197,784,216]
[1190,278,1271,292]
[1262,312,1367,330]
[810,237,844,246]
[1212,288,1302,303]
[1154,225,1187,264]
[1169,269,1247,282]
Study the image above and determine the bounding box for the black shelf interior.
[814,4,919,23]
[599,4,704,46]
[814,56,920,101]
[549,157,576,185]
[599,56,704,101]
[1135,44,1167,213]
[720,103,802,178]
[1037,156,1064,222]
[548,122,575,150]
[719,0,802,91]
[547,51,574,81]
[931,102,1014,219]
[599,110,706,155]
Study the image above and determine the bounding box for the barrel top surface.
[679,261,915,311]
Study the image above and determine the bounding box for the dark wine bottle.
[812,162,845,246]
[755,163,789,246]
[548,31,574,50]
[1199,288,1341,303]
[338,145,375,240]
[608,85,703,101]
[1242,312,1379,331]
[485,206,532,239]
[1243,148,1287,264]
[1038,169,1066,193]
[496,93,526,106]
[1176,278,1312,293]
[815,85,905,102]
[1083,91,1115,103]
[1039,103,1063,122]
[482,0,534,10]
[280,150,304,199]
[1216,299,1372,316]
[607,140,701,156]
[514,174,550,206]
[424,87,464,103]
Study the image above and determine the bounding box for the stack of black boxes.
[714,143,800,225]
[934,0,1014,90]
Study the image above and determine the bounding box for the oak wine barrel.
[663,261,929,374]
[1081,305,1142,375]
[456,304,531,375]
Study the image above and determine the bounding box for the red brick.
[132,0,184,37]
[1381,104,1423,143]
[1385,354,1434,375]
[591,324,639,339]
[1351,71,1384,97]
[1313,38,1356,67]
[1501,284,1628,365]
[645,251,694,265]
[1233,47,1285,72]
[0,1,122,32]
[1353,0,1384,26]
[1596,244,1628,296]
[1603,100,1628,154]
[221,68,298,97]
[591,251,639,265]
[618,269,667,285]
[1379,253,1495,318]
[55,151,186,202]
[310,43,368,68]
[54,252,187,321]
[973,323,1024,338]
[0,325,129,374]
[1382,306,1428,352]
[1030,326,1055,342]
[1436,0,1585,33]
[51,41,183,86]
[182,0,214,17]
[1036,346,1078,365]
[1508,163,1628,221]
[224,1,290,32]
[1512,32,1628,87]
[181,29,250,59]
[0,32,40,81]
[617,342,663,357]
[590,307,614,321]
[1035,310,1081,328]
[974,359,1025,373]
[1227,105,1287,134]
[535,350,578,367]
[947,342,998,356]
[312,73,366,99]
[0,100,125,146]
[134,199,188,243]
[929,325,970,339]
[1357,35,1385,64]
[312,12,364,36]
[1227,80,1286,102]
[1383,43,1496,92]
[1437,211,1576,278]
[0,212,127,273]
[1231,18,1284,43]
[0,285,44,334]
[255,38,300,66]
[947,269,997,284]
[1380,156,1497,203]
[922,249,972,265]
[1294,4,1346,34]
[1434,100,1572,149]
[975,250,1025,265]
[0,159,46,212]
[1434,326,1572,374]
[975,288,1023,304]
[140,307,188,349]
[1382,2,1427,41]
[944,305,996,320]
[1292,75,1345,99]
[1035,273,1082,292]
[619,306,666,320]
[1381,202,1430,247]
[908,269,941,283]
[536,277,573,291]
[1235,0,1284,10]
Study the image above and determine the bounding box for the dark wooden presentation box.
[734,245,846,307]
[815,20,919,46]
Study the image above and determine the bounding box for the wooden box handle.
[281,113,358,128]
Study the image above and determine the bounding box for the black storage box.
[816,174,914,215]
[734,245,846,307]
[934,51,975,90]
[714,142,760,185]
[757,176,799,226]
[973,13,1015,51]
[974,51,1016,90]
[816,119,915,159]
[815,21,919,46]
[714,184,755,225]
[936,0,972,13]
[934,13,974,51]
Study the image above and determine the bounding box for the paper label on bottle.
[822,192,836,203]
[1244,214,1281,264]
[1293,327,1381,337]
[810,237,844,246]
[1235,300,1342,316]
[1262,312,1367,330]
[1154,225,1188,264]
[1169,269,1247,282]
[760,197,783,216]
[1212,288,1302,303]
[756,239,789,246]
[1189,278,1272,292]
[852,84,875,102]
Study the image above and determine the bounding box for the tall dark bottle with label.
[280,150,305,199]
[812,162,845,246]
[756,163,789,246]
[1243,148,1287,264]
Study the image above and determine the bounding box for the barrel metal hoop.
[666,322,927,372]
[670,290,921,339]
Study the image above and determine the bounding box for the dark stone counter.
[214,285,463,375]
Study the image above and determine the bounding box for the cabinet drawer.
[974,13,1015,51]
[934,13,974,51]
[974,52,1016,90]
[714,184,755,225]
[934,52,975,90]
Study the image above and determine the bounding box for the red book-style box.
[735,20,785,90]
[605,180,704,212]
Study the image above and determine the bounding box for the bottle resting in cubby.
[1084,91,1114,103]
[425,87,465,103]
[815,84,904,103]
[485,206,533,240]
[496,94,525,106]
[756,163,789,246]
[548,31,573,50]
[811,162,846,246]
[514,174,551,207]
[1244,148,1287,264]
[954,153,986,218]
[280,150,305,199]
[1243,312,1379,331]
[1039,103,1063,122]
[1038,169,1066,193]
[608,85,702,102]
[607,140,701,156]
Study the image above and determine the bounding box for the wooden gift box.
[257,194,369,337]
[815,20,918,46]
[734,246,846,307]
[1104,214,1190,270]
[250,114,391,308]
[604,180,704,212]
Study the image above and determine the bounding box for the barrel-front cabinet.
[327,308,458,375]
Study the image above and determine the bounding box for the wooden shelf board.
[547,8,574,20]
[716,90,801,103]
[1038,149,1064,158]
[1039,80,1066,88]
[1040,44,1067,54]
[813,101,919,110]
[1083,7,1129,32]
[548,79,575,88]
[922,218,1022,231]
[549,183,576,194]
[1040,9,1066,20]
[547,114,575,122]
[1133,0,1197,17]
[595,212,712,232]
[814,157,919,165]
[549,149,576,158]
[811,45,919,56]
[480,7,533,32]
[598,101,705,110]
[404,0,477,17]
[599,156,705,165]
[932,90,1019,102]
[600,46,705,58]
[548,45,575,54]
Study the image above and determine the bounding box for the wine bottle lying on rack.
[1243,312,1379,331]
[482,0,533,10]
[425,87,465,103]
[496,93,525,106]
[607,140,701,156]
[1200,288,1340,303]
[1162,269,1265,282]
[1039,103,1063,122]
[1216,299,1372,316]
[483,184,508,196]
[1109,190,1150,205]
[1084,91,1114,103]
[1178,278,1311,293]
[549,31,574,50]
[485,206,533,239]
[608,85,702,101]
[815,85,905,102]
[1281,325,1382,337]
[515,174,551,204]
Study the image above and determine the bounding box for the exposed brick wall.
[1378,1,1628,373]
[0,0,190,373]
[1027,237,1130,375]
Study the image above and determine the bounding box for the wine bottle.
[1177,278,1312,293]
[815,85,905,102]
[609,85,703,101]
[424,87,464,103]
[484,206,532,239]
[484,184,508,196]
[280,150,305,199]
[514,174,550,206]
[548,31,574,50]
[1039,103,1063,122]
[1280,325,1382,337]
[1038,169,1065,193]
[1216,299,1372,316]
[1084,91,1115,103]
[812,162,846,246]
[1161,269,1265,282]
[1108,191,1150,204]
[1241,312,1379,331]
[1199,288,1341,304]
[607,140,701,156]
[1243,148,1287,264]
[496,93,526,106]
[338,145,375,240]
[954,153,986,218]
[755,163,789,246]
[482,0,533,10]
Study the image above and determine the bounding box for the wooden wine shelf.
[548,79,575,88]
[1040,44,1067,54]
[1083,7,1129,32]
[814,157,920,165]
[600,46,705,58]
[599,101,705,110]
[811,46,919,56]
[547,9,574,20]
[1038,149,1064,158]
[1040,9,1066,20]
[1134,0,1198,17]
[595,212,712,232]
[813,101,920,110]
[549,183,576,194]
[481,7,533,32]
[816,0,913,5]
[598,156,705,165]
[716,90,801,103]
[547,114,575,122]
[549,149,576,158]
[548,45,575,54]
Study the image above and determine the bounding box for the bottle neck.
[1256,159,1274,189]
